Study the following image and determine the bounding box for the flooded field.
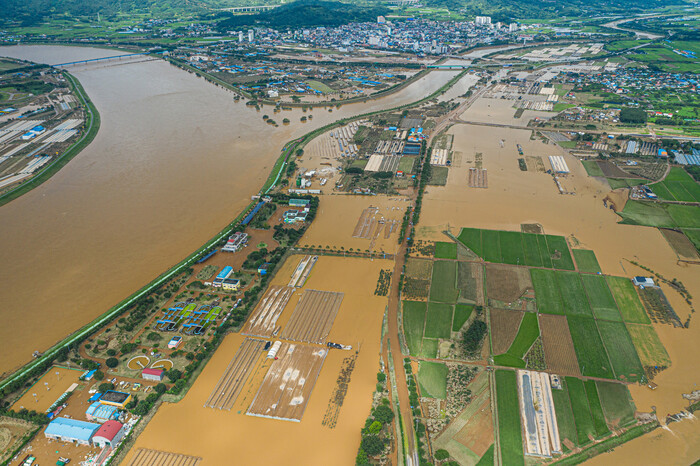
[0,45,457,376]
[123,254,391,465]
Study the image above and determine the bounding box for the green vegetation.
[494,312,539,368]
[618,200,700,229]
[417,361,448,399]
[583,380,611,437]
[556,271,593,317]
[430,261,459,303]
[606,277,650,324]
[495,370,524,466]
[452,304,473,332]
[566,377,596,445]
[596,321,645,382]
[482,229,502,263]
[457,228,482,257]
[305,80,334,94]
[581,275,621,321]
[531,269,564,315]
[596,381,636,428]
[567,316,614,379]
[476,444,495,466]
[434,241,458,259]
[402,301,426,355]
[626,323,671,368]
[461,319,487,357]
[420,338,438,358]
[499,230,526,265]
[424,302,453,339]
[551,379,579,447]
[572,249,601,273]
[546,235,575,270]
[650,167,700,203]
[619,107,647,124]
[522,233,545,268]
[554,422,659,465]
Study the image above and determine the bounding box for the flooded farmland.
[0,45,457,376]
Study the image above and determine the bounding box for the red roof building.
[92,420,125,448]
[141,368,164,381]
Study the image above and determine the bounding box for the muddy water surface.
[0,45,457,375]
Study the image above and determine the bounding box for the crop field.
[129,449,202,466]
[660,229,700,260]
[421,338,439,358]
[572,249,601,273]
[551,380,578,449]
[494,312,539,368]
[482,229,502,263]
[584,380,610,438]
[425,302,454,339]
[531,269,564,314]
[204,338,265,410]
[406,258,433,280]
[565,377,595,445]
[580,275,621,321]
[582,160,605,177]
[539,314,580,375]
[522,233,545,268]
[596,381,636,428]
[651,167,700,202]
[684,229,700,253]
[499,230,526,265]
[435,241,458,259]
[430,260,459,303]
[242,286,295,337]
[458,228,483,257]
[596,321,645,382]
[626,323,671,368]
[556,271,593,317]
[281,290,344,344]
[619,200,700,229]
[403,300,427,355]
[491,309,524,355]
[606,277,650,324]
[545,235,575,270]
[453,304,474,331]
[495,370,524,466]
[457,261,483,304]
[486,264,532,303]
[567,316,614,379]
[417,361,448,399]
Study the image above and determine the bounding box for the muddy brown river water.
[0,45,458,376]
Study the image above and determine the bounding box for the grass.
[403,301,426,355]
[551,379,579,448]
[305,80,334,94]
[495,370,524,466]
[522,233,544,268]
[685,229,700,253]
[567,316,615,380]
[457,227,482,257]
[582,160,605,177]
[420,338,439,358]
[626,323,671,368]
[398,156,416,174]
[425,302,454,339]
[430,261,459,303]
[453,304,473,331]
[476,444,495,466]
[607,178,645,189]
[596,381,636,428]
[435,242,458,259]
[482,229,502,264]
[583,380,611,438]
[531,269,564,315]
[581,275,621,322]
[597,321,645,382]
[495,312,540,369]
[417,361,448,399]
[565,377,596,445]
[618,201,700,229]
[545,235,575,270]
[556,271,593,317]
[499,230,526,266]
[572,249,601,273]
[606,277,650,324]
[428,166,449,186]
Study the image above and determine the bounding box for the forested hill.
[217,0,388,30]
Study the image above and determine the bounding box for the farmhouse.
[632,276,655,288]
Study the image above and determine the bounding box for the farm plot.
[421,338,439,358]
[565,377,596,445]
[425,302,454,339]
[597,321,645,382]
[581,275,621,322]
[495,370,525,466]
[651,167,700,202]
[499,230,526,266]
[551,379,578,449]
[430,260,459,303]
[453,304,474,332]
[486,264,532,304]
[403,300,427,355]
[242,286,295,337]
[626,323,671,368]
[435,241,458,259]
[482,229,502,263]
[417,361,449,399]
[457,261,484,304]
[246,343,328,421]
[583,379,611,438]
[494,313,540,369]
[596,381,636,428]
[538,314,581,376]
[522,233,547,268]
[660,229,700,261]
[457,227,483,257]
[204,338,266,410]
[281,290,343,344]
[531,269,564,315]
[555,271,593,317]
[567,316,614,379]
[491,309,524,355]
[406,258,433,279]
[545,235,575,270]
[129,449,201,466]
[606,277,650,324]
[572,249,602,273]
[405,258,432,299]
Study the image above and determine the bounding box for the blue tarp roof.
[45,417,100,442]
[86,401,118,420]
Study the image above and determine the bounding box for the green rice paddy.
[531,269,564,315]
[556,271,593,317]
[425,302,453,339]
[581,275,621,321]
[452,304,473,331]
[605,277,650,324]
[584,379,611,438]
[566,376,596,445]
[434,241,458,259]
[494,312,539,368]
[551,379,579,447]
[417,361,448,399]
[430,261,459,303]
[572,249,602,273]
[402,300,426,355]
[596,321,645,382]
[567,316,614,379]
[495,370,524,466]
[596,381,636,428]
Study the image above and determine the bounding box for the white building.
[238,31,244,42]
[509,23,519,33]
[475,16,492,26]
[248,29,254,42]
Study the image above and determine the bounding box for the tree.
[356,448,370,465]
[105,357,119,368]
[377,372,386,383]
[368,420,382,434]
[166,369,182,382]
[435,449,450,460]
[98,382,114,392]
[620,107,647,124]
[373,404,394,424]
[120,343,137,354]
[154,383,167,394]
[93,370,105,381]
[146,332,162,341]
[361,435,384,456]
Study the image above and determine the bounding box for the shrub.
[361,435,384,456]
[98,382,114,392]
[105,357,119,368]
[435,449,450,460]
[106,349,117,357]
[373,404,394,424]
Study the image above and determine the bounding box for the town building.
[141,368,164,382]
[85,401,119,423]
[222,278,241,291]
[44,417,100,445]
[222,232,248,252]
[98,390,132,409]
[92,420,126,449]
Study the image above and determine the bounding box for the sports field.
[417,361,448,399]
[430,260,459,302]
[567,316,614,379]
[605,277,650,324]
[495,370,524,465]
[581,275,621,321]
[572,249,601,273]
[596,321,645,382]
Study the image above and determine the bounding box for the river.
[0,45,459,376]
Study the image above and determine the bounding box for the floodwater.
[0,45,459,376]
[418,99,700,462]
[123,255,391,465]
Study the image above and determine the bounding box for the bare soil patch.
[597,160,640,179]
[539,314,581,376]
[660,229,700,261]
[485,264,532,303]
[457,261,484,304]
[490,309,525,355]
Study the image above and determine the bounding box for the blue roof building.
[85,401,119,423]
[44,417,100,445]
